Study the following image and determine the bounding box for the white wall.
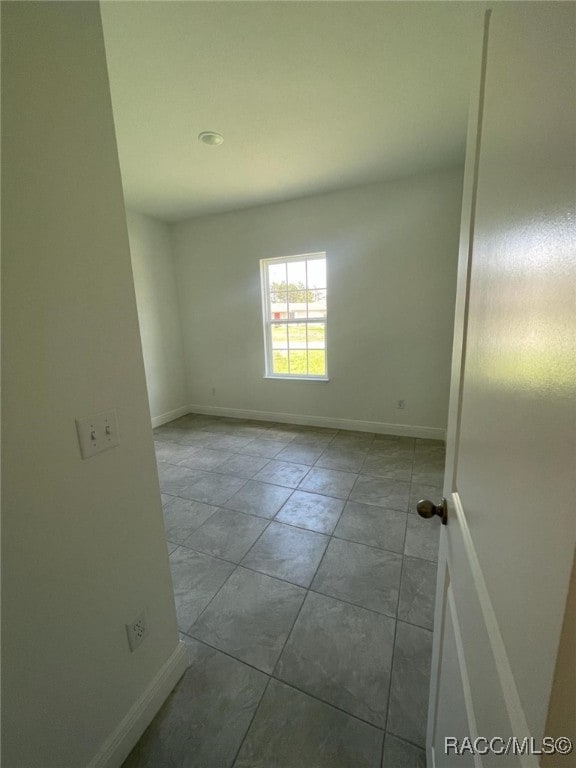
[172,169,463,436]
[2,4,184,767]
[127,210,188,425]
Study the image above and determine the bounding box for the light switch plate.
[76,409,120,460]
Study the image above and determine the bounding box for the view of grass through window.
[261,254,327,377]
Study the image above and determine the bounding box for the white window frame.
[260,251,329,381]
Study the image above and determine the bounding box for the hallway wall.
[2,3,184,766]
[127,210,188,425]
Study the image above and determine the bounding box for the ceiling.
[101,1,484,222]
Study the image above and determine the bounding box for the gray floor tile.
[350,476,410,512]
[177,447,234,472]
[415,438,445,452]
[153,425,193,444]
[154,440,198,465]
[253,460,311,489]
[281,424,338,437]
[316,446,367,472]
[330,432,374,451]
[191,567,305,673]
[411,464,444,486]
[382,734,426,767]
[334,501,406,553]
[404,513,440,562]
[387,621,433,747]
[372,434,415,451]
[408,482,443,515]
[217,453,271,479]
[275,443,325,465]
[412,443,445,485]
[398,556,437,630]
[234,679,383,768]
[123,638,268,768]
[241,438,290,458]
[276,592,395,727]
[184,509,269,563]
[198,418,246,435]
[157,463,209,499]
[275,490,345,534]
[242,522,329,587]
[162,495,219,544]
[261,426,298,442]
[169,547,235,632]
[367,440,414,462]
[224,480,293,519]
[232,424,274,439]
[203,434,256,451]
[298,467,357,499]
[173,431,224,448]
[289,432,335,448]
[361,452,413,481]
[180,472,247,506]
[312,538,402,616]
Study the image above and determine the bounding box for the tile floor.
[123,414,445,768]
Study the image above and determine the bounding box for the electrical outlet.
[397,399,406,410]
[126,610,148,652]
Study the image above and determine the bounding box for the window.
[260,252,328,379]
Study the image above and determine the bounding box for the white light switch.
[76,409,120,460]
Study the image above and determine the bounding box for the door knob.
[417,497,448,525]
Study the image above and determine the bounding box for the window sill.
[263,375,330,382]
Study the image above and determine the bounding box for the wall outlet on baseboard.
[397,399,406,410]
[126,610,148,652]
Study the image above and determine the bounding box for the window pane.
[307,288,326,317]
[289,350,307,375]
[310,289,326,309]
[288,323,307,349]
[272,350,289,374]
[308,350,326,376]
[288,291,307,316]
[287,260,306,286]
[307,322,325,348]
[268,263,286,285]
[270,292,288,320]
[271,323,288,349]
[307,259,326,289]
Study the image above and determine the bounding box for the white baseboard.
[151,405,190,429]
[87,642,189,768]
[186,404,446,441]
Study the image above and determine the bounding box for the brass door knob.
[417,497,448,525]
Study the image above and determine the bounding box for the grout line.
[383,730,428,753]
[183,635,426,749]
[172,540,434,634]
[268,675,387,733]
[229,677,273,767]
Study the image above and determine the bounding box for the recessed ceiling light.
[198,131,224,146]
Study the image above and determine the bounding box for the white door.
[425,4,575,767]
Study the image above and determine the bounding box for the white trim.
[151,406,190,429]
[86,642,189,768]
[446,585,482,768]
[451,492,537,768]
[186,404,446,440]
